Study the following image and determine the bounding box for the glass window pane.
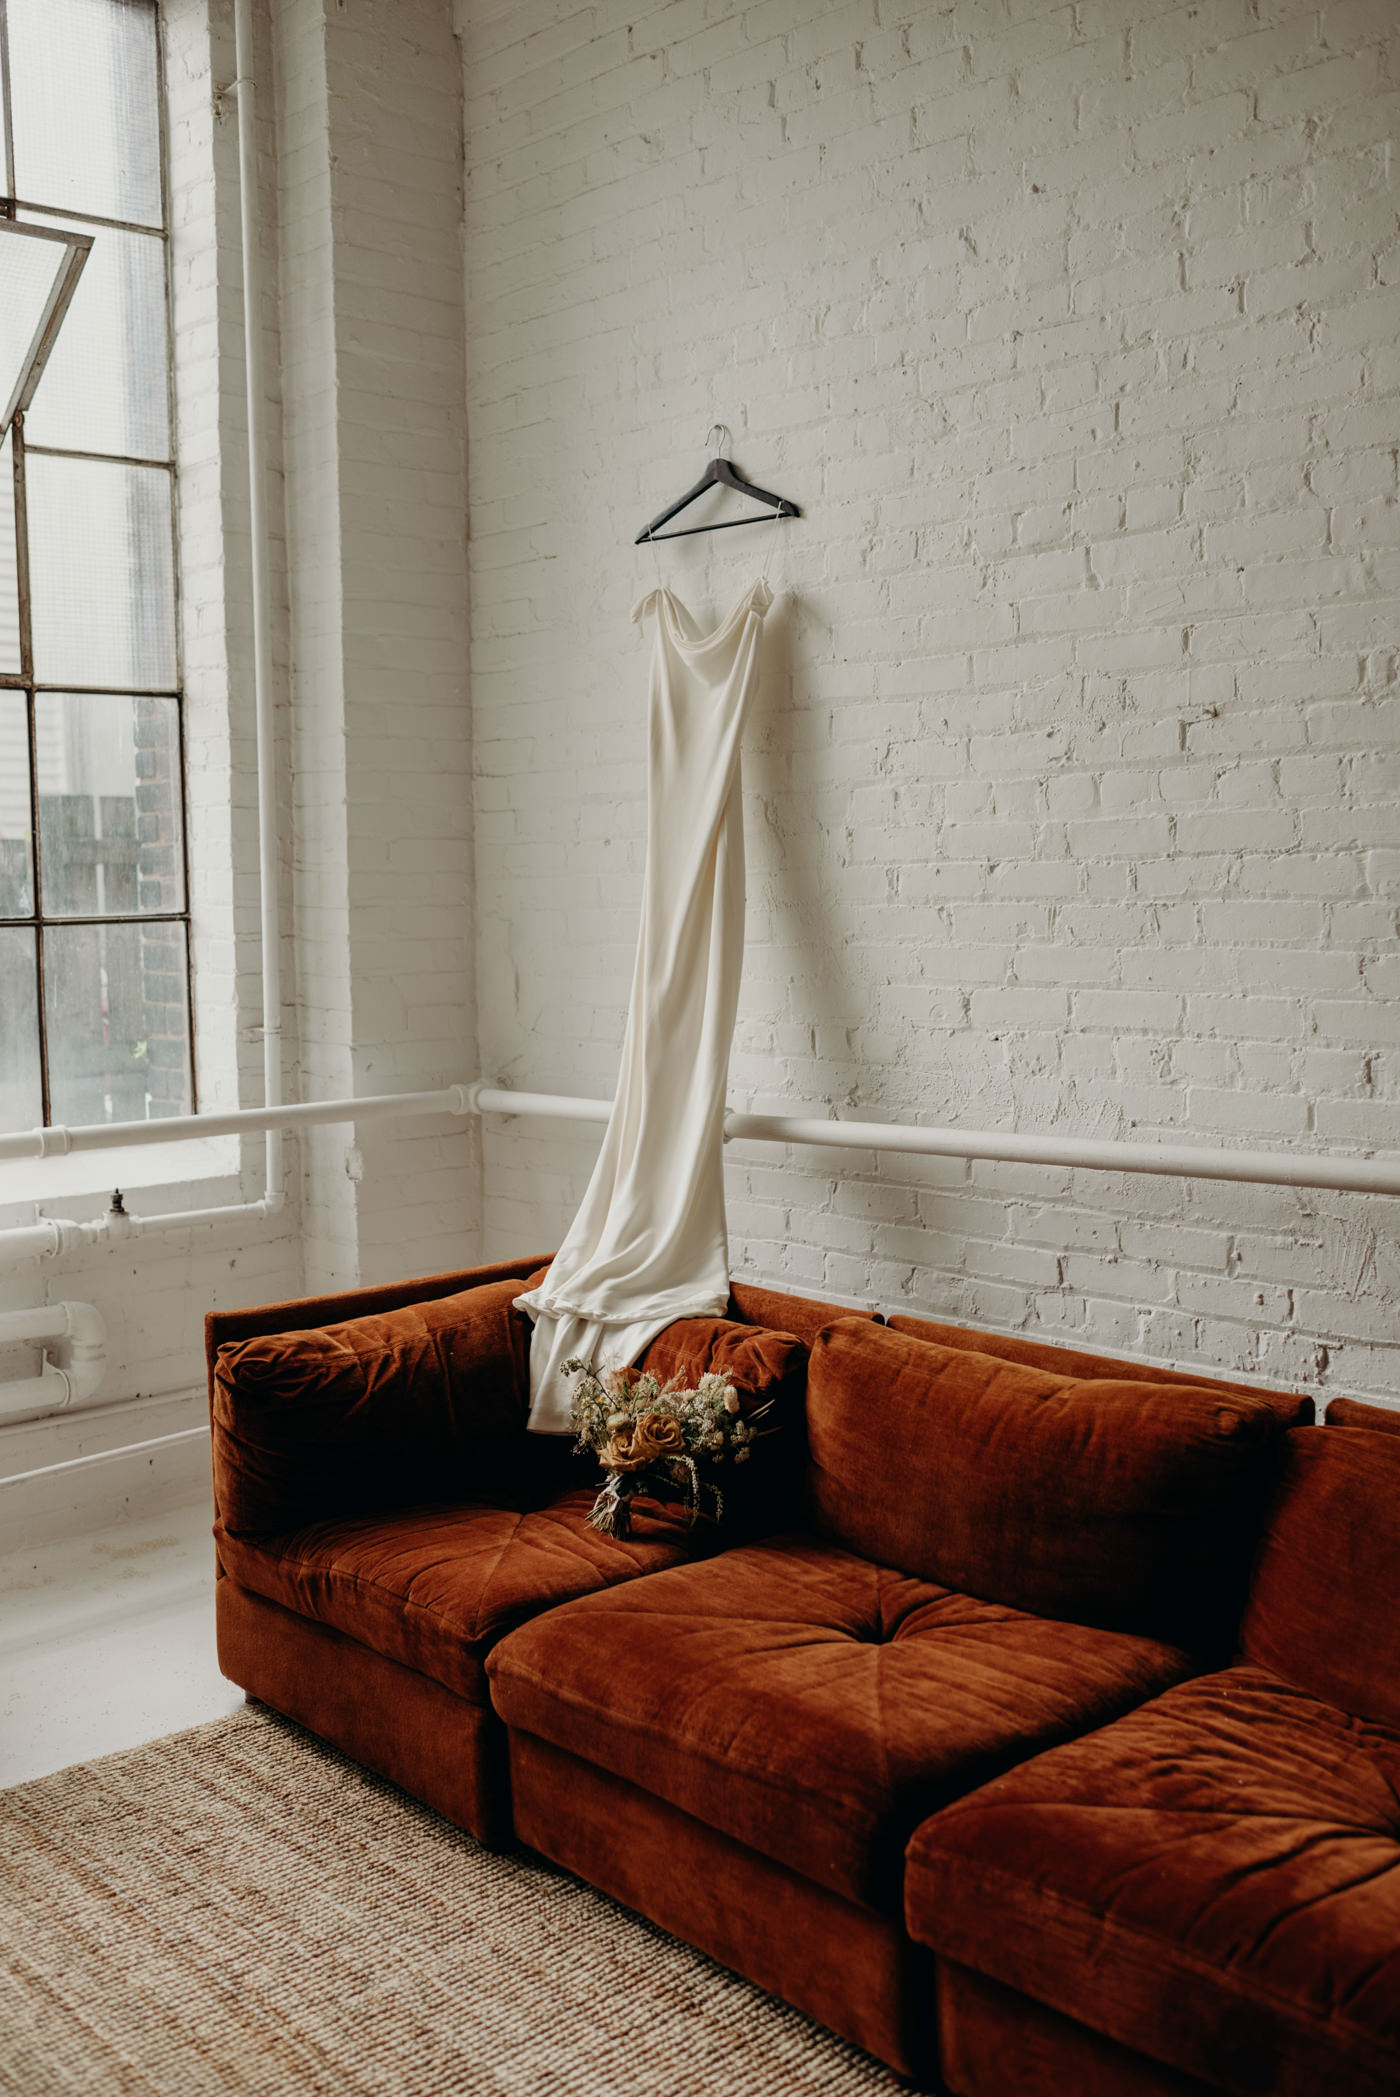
[25,454,176,687]
[36,692,182,916]
[0,436,19,673]
[0,927,42,1132]
[0,221,87,422]
[0,691,34,916]
[19,218,169,459]
[44,918,190,1126]
[6,0,163,229]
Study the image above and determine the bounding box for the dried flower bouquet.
[565,1357,775,1539]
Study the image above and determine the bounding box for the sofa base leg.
[506,1728,937,2081]
[216,1579,514,1849]
[938,1963,1218,2097]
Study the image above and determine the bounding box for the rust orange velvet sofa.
[207,1258,1400,2095]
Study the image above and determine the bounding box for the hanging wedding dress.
[517,574,773,1432]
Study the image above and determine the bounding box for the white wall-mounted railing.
[470,1085,1400,1199]
[3,1072,1398,1270]
[3,1076,1394,1462]
[0,1085,481,1261]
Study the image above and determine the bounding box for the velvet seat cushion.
[217,1489,705,1707]
[486,1531,1196,1914]
[904,1664,1400,2097]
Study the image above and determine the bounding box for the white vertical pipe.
[232,0,284,1209]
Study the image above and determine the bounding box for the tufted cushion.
[804,1318,1288,1649]
[904,1664,1400,2097]
[1241,1425,1400,1731]
[217,1489,705,1707]
[486,1532,1195,1914]
[212,1275,533,1534]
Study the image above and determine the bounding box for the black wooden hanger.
[635,425,800,544]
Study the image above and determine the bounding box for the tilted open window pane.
[44,918,191,1127]
[25,455,176,688]
[36,692,183,916]
[6,0,163,228]
[0,691,34,916]
[0,927,42,1132]
[19,217,169,460]
[0,436,18,673]
[0,224,67,408]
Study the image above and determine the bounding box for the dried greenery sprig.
[564,1357,776,1539]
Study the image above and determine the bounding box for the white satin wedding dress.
[517,574,773,1432]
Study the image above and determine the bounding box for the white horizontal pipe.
[0,1299,106,1420]
[2,1078,1395,1276]
[471,1085,611,1127]
[721,1109,1400,1197]
[0,1364,71,1419]
[473,1084,1400,1199]
[0,1084,475,1162]
[0,1088,475,1265]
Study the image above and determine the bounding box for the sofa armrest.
[204,1251,554,1404]
[210,1266,547,1538]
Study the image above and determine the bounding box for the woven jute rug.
[0,1706,915,2097]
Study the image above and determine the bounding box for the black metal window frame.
[0,0,197,1128]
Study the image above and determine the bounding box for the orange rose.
[601,1410,687,1473]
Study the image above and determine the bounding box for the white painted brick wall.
[461,0,1400,1406]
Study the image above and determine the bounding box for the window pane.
[36,692,183,916]
[0,221,86,422]
[44,918,190,1126]
[25,455,176,687]
[20,219,169,460]
[0,691,34,916]
[6,0,163,229]
[0,436,18,673]
[0,927,42,1131]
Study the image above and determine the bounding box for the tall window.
[0,0,191,1135]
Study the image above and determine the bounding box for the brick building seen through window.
[0,0,192,1134]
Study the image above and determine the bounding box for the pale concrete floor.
[0,1496,246,1789]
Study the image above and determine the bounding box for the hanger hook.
[706,422,730,457]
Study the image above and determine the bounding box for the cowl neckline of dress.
[631,575,773,648]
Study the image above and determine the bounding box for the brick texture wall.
[461,0,1400,1404]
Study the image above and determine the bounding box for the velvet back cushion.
[213,1275,532,1535]
[886,1313,1313,1424]
[1325,1394,1400,1435]
[805,1319,1287,1647]
[1240,1425,1400,1729]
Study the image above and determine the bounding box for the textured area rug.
[0,1706,915,2096]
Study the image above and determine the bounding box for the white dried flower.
[723,1388,741,1414]
[606,1412,630,1430]
[734,1447,750,1464]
